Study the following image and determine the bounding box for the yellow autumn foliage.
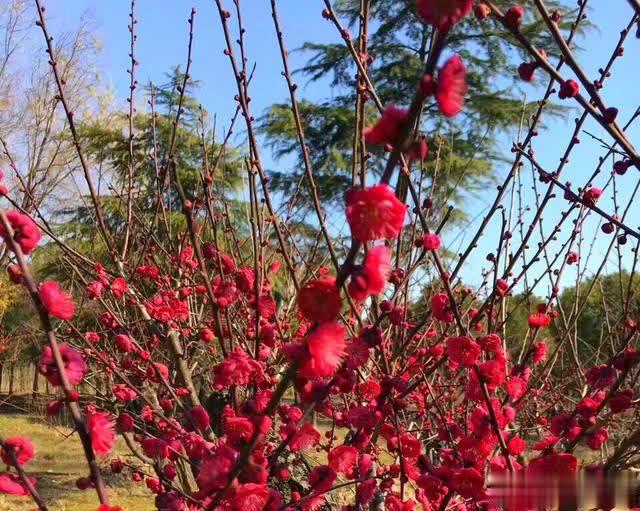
[0,277,18,318]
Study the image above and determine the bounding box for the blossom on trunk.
[0,211,41,255]
[436,56,467,117]
[1,436,34,466]
[348,245,392,302]
[364,104,408,145]
[39,281,75,321]
[345,185,406,243]
[299,322,347,379]
[87,409,116,456]
[298,277,342,323]
[416,0,473,30]
[38,343,87,386]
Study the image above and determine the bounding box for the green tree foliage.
[58,67,246,257]
[261,0,575,218]
[500,271,640,367]
[80,67,242,207]
[558,271,640,353]
[503,292,536,356]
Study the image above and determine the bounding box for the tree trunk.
[8,364,15,394]
[32,366,39,397]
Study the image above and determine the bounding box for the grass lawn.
[0,414,409,510]
[0,414,154,511]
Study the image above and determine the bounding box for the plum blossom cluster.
[0,437,35,497]
[1,0,640,510]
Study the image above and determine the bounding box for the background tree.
[74,67,246,259]
[559,271,640,355]
[0,2,105,217]
[0,1,107,391]
[261,0,574,223]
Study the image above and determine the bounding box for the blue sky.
[44,0,337,129]
[40,1,640,293]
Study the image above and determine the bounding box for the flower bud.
[474,3,491,20]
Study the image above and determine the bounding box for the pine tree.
[60,67,246,255]
[80,67,243,211]
[261,0,577,222]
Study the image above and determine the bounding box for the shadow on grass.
[0,413,154,511]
